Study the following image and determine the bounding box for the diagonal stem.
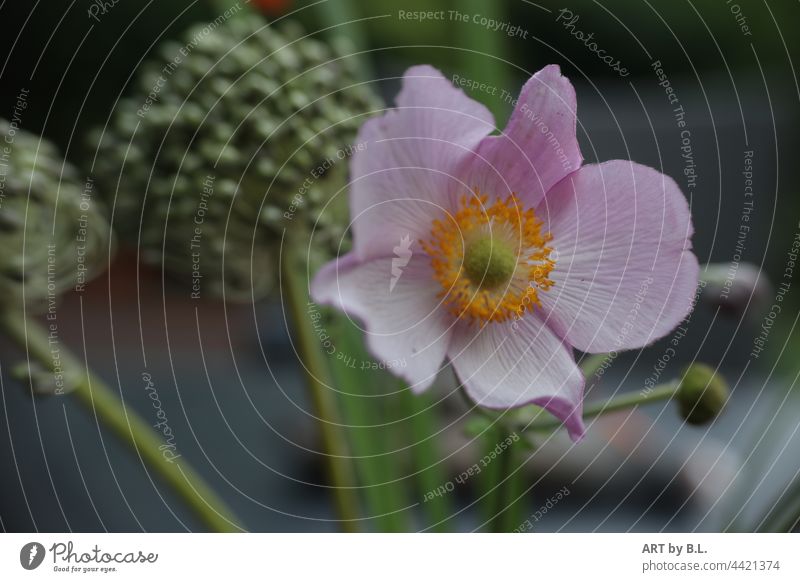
[0,309,242,532]
[521,381,680,433]
[281,246,361,532]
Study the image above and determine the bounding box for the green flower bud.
[676,363,729,425]
[91,17,381,301]
[0,119,112,311]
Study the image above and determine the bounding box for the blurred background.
[0,0,799,532]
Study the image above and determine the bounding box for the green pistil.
[463,236,517,290]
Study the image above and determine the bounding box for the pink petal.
[311,251,453,391]
[537,161,699,353]
[448,315,585,441]
[462,65,582,207]
[350,65,495,261]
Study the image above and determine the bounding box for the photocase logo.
[389,234,413,292]
[19,542,46,570]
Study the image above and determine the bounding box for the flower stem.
[400,387,452,532]
[580,353,610,377]
[0,309,242,532]
[488,427,524,533]
[478,425,503,528]
[456,0,510,122]
[281,249,361,532]
[522,381,680,433]
[328,317,408,532]
[313,0,374,81]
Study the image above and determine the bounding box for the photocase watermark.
[594,275,654,380]
[47,541,158,573]
[452,73,577,174]
[190,174,215,300]
[389,234,413,292]
[423,432,520,502]
[750,223,799,359]
[284,142,366,221]
[307,301,337,355]
[20,539,159,573]
[641,279,705,395]
[556,9,628,77]
[397,9,529,39]
[0,88,30,209]
[142,371,181,463]
[87,0,121,23]
[137,3,245,118]
[452,74,501,98]
[306,301,407,370]
[336,352,406,371]
[513,486,570,532]
[719,150,754,300]
[652,60,698,192]
[45,244,67,395]
[74,177,97,293]
[20,542,46,570]
[726,0,753,37]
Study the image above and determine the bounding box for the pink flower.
[311,65,698,440]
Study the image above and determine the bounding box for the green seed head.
[91,18,381,301]
[463,237,517,289]
[676,363,729,425]
[0,119,112,312]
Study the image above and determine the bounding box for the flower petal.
[462,65,582,206]
[538,161,699,353]
[311,251,452,391]
[448,315,585,441]
[350,65,495,261]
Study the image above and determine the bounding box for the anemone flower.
[311,65,698,440]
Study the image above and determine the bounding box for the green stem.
[478,425,503,529]
[461,390,523,532]
[489,430,520,533]
[500,437,527,533]
[523,382,680,433]
[0,310,241,532]
[281,249,361,532]
[313,0,374,81]
[401,388,452,532]
[328,317,407,532]
[580,353,610,378]
[457,0,510,121]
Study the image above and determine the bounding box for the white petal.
[448,315,585,440]
[538,161,699,353]
[349,65,495,261]
[311,251,453,391]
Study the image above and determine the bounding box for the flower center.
[422,190,555,324]
[462,236,517,290]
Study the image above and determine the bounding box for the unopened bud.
[676,363,729,425]
[700,262,772,321]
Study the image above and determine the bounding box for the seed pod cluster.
[0,119,111,311]
[92,17,381,301]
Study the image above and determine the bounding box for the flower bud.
[91,17,381,301]
[700,262,772,321]
[676,363,729,425]
[0,119,112,311]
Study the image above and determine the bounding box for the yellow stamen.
[421,190,555,324]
